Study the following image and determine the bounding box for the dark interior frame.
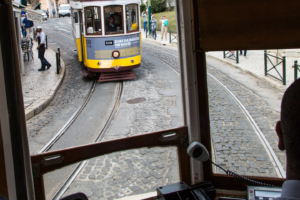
[31,126,191,200]
[191,0,286,191]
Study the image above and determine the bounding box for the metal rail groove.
[207,74,285,178]
[38,79,97,153]
[52,81,124,200]
[144,44,285,178]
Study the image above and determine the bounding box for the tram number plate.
[105,40,114,45]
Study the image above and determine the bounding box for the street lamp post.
[148,0,151,34]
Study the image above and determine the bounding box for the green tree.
[151,0,166,13]
[140,0,147,12]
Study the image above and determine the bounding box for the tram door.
[79,11,84,63]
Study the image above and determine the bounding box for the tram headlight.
[112,50,120,59]
[131,59,134,63]
[97,62,101,66]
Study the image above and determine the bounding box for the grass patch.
[141,10,177,32]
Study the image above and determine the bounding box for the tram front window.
[85,6,102,35]
[126,4,139,32]
[104,5,124,34]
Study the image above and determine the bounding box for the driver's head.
[276,78,300,178]
[109,16,114,23]
[36,26,42,32]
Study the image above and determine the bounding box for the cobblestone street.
[63,52,183,200]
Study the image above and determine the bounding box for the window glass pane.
[44,147,179,200]
[104,5,123,34]
[74,12,78,23]
[126,4,138,32]
[85,7,101,34]
[207,50,286,178]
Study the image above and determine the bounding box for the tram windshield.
[126,4,139,32]
[85,6,102,35]
[104,5,124,34]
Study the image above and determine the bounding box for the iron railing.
[169,30,177,44]
[294,60,300,81]
[264,50,286,85]
[223,50,239,64]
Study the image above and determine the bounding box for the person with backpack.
[52,9,56,18]
[150,16,157,38]
[21,12,26,37]
[159,15,168,41]
[22,13,34,39]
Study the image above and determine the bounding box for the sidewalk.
[22,40,65,120]
[207,50,299,92]
[142,31,299,92]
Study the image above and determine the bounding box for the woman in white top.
[159,15,168,41]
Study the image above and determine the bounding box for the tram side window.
[85,6,102,35]
[104,5,124,34]
[126,4,139,32]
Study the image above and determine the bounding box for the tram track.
[143,44,285,178]
[35,20,126,199]
[48,81,123,200]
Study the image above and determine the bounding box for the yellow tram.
[70,0,141,82]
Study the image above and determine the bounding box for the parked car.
[37,10,47,20]
[59,4,71,17]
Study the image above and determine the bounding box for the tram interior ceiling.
[195,0,300,51]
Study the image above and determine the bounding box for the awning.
[25,8,42,22]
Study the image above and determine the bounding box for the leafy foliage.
[151,0,166,13]
[140,0,147,12]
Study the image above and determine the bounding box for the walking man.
[52,8,56,18]
[46,9,49,18]
[34,26,51,71]
[159,15,168,41]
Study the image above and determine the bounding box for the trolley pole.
[148,0,151,34]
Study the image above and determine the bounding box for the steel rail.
[52,81,124,200]
[38,79,97,153]
[143,44,285,178]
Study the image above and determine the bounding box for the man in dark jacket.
[22,13,34,39]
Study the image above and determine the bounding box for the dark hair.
[281,79,300,167]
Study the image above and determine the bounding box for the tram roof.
[70,0,140,8]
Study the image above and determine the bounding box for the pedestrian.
[34,26,51,71]
[159,15,168,41]
[22,13,34,39]
[46,9,49,18]
[52,8,56,18]
[240,50,247,58]
[142,11,147,33]
[275,79,300,200]
[228,50,235,57]
[21,11,26,37]
[150,16,157,38]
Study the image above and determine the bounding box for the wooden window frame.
[189,0,285,191]
[84,6,102,36]
[104,5,124,35]
[125,4,139,33]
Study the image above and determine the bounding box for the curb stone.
[24,56,66,120]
